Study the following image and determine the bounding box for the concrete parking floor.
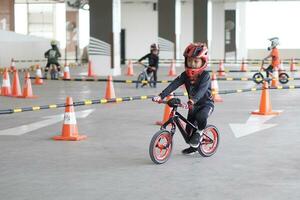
[0,64,300,200]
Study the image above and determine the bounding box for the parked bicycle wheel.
[149,130,173,164]
[136,73,144,88]
[252,72,264,84]
[198,125,219,157]
[278,72,289,84]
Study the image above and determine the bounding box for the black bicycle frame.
[161,107,198,144]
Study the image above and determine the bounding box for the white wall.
[248,49,300,60]
[121,2,158,60]
[121,1,194,60]
[0,30,50,68]
[15,3,66,49]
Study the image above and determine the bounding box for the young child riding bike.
[138,43,160,88]
[152,43,214,155]
[261,37,280,79]
[44,40,62,77]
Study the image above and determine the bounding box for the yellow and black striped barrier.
[28,76,300,83]
[1,85,300,115]
[0,63,81,74]
[218,77,300,81]
[0,67,35,74]
[128,58,300,65]
[29,76,174,84]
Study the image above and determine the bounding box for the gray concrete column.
[193,0,208,44]
[158,0,181,60]
[89,0,121,76]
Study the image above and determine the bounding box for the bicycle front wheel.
[149,74,155,88]
[136,73,144,89]
[252,72,264,84]
[198,125,219,157]
[149,130,173,164]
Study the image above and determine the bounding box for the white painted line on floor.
[79,72,88,76]
[229,110,283,138]
[0,109,94,136]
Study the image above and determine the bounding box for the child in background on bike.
[44,40,62,77]
[138,43,159,88]
[261,37,280,79]
[152,43,214,155]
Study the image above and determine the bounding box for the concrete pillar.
[193,0,208,44]
[0,0,15,31]
[158,0,181,60]
[66,10,79,61]
[89,0,121,76]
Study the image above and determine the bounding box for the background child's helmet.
[150,43,160,52]
[267,37,279,50]
[51,40,57,46]
[183,43,208,78]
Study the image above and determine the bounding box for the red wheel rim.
[201,128,218,154]
[153,133,172,161]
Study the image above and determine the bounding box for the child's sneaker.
[181,146,197,155]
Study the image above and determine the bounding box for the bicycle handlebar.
[135,62,148,68]
[156,100,189,110]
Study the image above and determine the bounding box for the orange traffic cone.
[290,57,296,72]
[218,60,226,76]
[19,72,37,98]
[271,69,279,87]
[53,96,87,141]
[34,64,44,85]
[251,82,279,115]
[12,68,22,97]
[156,95,173,126]
[1,68,12,96]
[126,60,134,76]
[168,60,176,76]
[105,75,116,99]
[88,60,96,77]
[211,71,223,102]
[240,58,247,72]
[64,65,71,79]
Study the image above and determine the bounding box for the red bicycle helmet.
[183,43,208,78]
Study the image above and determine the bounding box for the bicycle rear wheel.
[149,130,173,164]
[252,72,264,84]
[198,125,219,157]
[279,73,289,84]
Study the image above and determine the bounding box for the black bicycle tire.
[198,125,220,157]
[149,130,173,164]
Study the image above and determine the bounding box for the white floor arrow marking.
[229,110,283,138]
[0,109,94,136]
